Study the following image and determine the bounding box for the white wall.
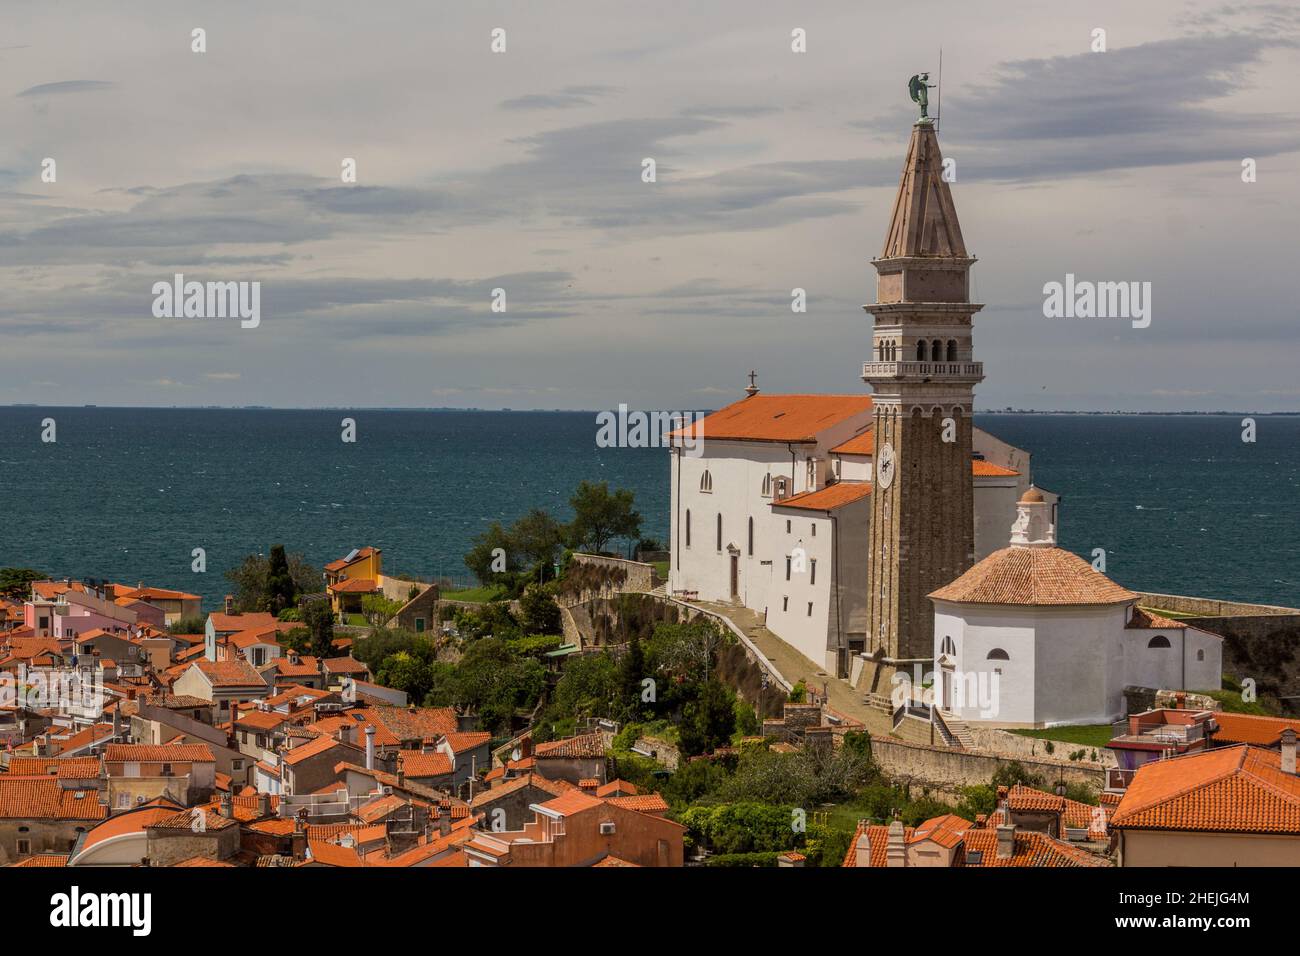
[1124,624,1223,694]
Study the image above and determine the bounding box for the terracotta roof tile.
[534,733,605,759]
[669,394,874,444]
[773,482,873,512]
[104,744,215,763]
[929,546,1137,606]
[1212,713,1300,747]
[1112,745,1300,833]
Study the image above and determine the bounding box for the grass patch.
[1010,724,1114,749]
[1200,688,1277,716]
[344,613,368,627]
[441,586,507,604]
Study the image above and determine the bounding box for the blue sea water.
[0,408,1296,611]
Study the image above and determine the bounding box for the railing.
[862,361,984,379]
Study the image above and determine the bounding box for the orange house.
[324,547,383,618]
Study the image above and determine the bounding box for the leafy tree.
[280,627,312,656]
[733,697,760,738]
[511,508,567,573]
[0,568,44,599]
[544,653,621,725]
[377,651,433,703]
[225,550,320,612]
[452,637,547,734]
[360,593,404,627]
[302,599,336,660]
[517,583,562,635]
[168,616,208,635]
[679,678,737,756]
[266,545,297,614]
[464,521,517,587]
[568,481,641,555]
[619,634,648,720]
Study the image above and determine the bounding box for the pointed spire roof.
[880,123,967,259]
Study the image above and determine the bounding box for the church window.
[748,517,753,556]
[1196,648,1205,661]
[916,340,927,361]
[941,636,956,656]
[774,476,789,500]
[685,510,691,547]
[811,523,816,537]
[700,470,713,493]
[716,514,722,551]
[931,340,942,361]
[1147,635,1171,649]
[986,648,1010,660]
[761,474,772,497]
[946,339,957,362]
[810,559,817,585]
[785,557,792,580]
[786,519,791,533]
[783,596,789,612]
[807,602,814,617]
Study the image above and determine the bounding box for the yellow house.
[324,547,383,618]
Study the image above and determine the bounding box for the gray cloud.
[17,80,114,97]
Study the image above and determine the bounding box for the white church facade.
[667,391,1050,677]
[929,489,1223,728]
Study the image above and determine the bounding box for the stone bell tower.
[860,120,984,698]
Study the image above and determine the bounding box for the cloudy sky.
[3,0,1298,411]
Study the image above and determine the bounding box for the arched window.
[986,648,1010,660]
[747,517,754,556]
[716,513,722,550]
[700,470,712,493]
[931,339,942,361]
[1147,635,1171,649]
[685,510,691,547]
[1196,648,1205,662]
[761,473,772,497]
[774,476,789,500]
[946,339,957,362]
[940,636,956,656]
[916,340,926,361]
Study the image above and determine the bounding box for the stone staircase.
[935,710,976,750]
[648,582,668,598]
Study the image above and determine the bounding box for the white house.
[668,389,1046,677]
[929,488,1223,728]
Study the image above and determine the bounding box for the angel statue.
[908,73,935,121]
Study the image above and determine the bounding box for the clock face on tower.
[877,442,896,489]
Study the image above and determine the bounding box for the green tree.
[511,509,567,574]
[361,593,404,627]
[377,651,433,703]
[517,583,562,636]
[619,634,647,720]
[0,568,44,599]
[568,481,642,555]
[225,550,320,612]
[679,678,738,756]
[266,544,297,614]
[464,521,516,587]
[302,599,335,660]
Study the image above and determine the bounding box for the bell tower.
[861,120,984,698]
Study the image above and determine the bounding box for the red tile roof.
[8,853,69,867]
[1212,713,1300,747]
[971,460,1020,477]
[606,794,670,814]
[441,731,491,753]
[1112,744,1300,833]
[929,546,1138,606]
[195,658,268,688]
[669,395,874,444]
[1126,606,1189,630]
[208,611,278,633]
[399,750,453,778]
[282,734,351,766]
[104,743,215,763]
[772,482,873,512]
[0,781,110,823]
[534,733,605,759]
[6,757,100,777]
[537,789,605,817]
[596,779,638,798]
[328,578,379,594]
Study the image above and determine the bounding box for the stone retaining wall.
[569,553,656,593]
[872,735,1105,798]
[965,725,1117,768]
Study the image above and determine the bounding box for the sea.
[1,407,1296,612]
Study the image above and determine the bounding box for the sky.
[2,0,1299,412]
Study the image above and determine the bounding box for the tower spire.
[881,122,966,259]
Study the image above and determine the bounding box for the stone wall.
[872,735,1105,799]
[569,553,656,594]
[964,725,1117,768]
[1136,591,1300,618]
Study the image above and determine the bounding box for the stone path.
[695,599,896,738]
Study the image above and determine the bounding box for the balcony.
[862,361,984,380]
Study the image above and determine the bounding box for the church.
[667,110,1221,725]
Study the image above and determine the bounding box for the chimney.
[396,768,405,789]
[219,792,233,820]
[337,723,353,746]
[112,706,122,739]
[854,821,872,868]
[885,817,906,868]
[439,810,451,837]
[1283,728,1297,775]
[224,594,234,616]
[258,792,272,818]
[365,725,375,770]
[291,817,307,861]
[996,823,1015,860]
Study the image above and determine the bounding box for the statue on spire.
[908,73,935,122]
